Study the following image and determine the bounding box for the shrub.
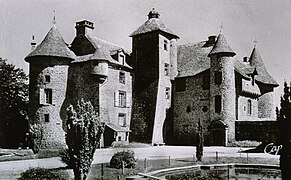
[109,150,136,169]
[28,124,43,154]
[59,149,73,168]
[18,168,66,180]
[228,140,261,147]
[66,99,105,180]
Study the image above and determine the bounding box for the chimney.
[75,20,94,37]
[243,56,249,63]
[31,35,36,51]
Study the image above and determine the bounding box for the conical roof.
[248,47,278,86]
[90,46,110,61]
[130,9,178,38]
[208,34,236,57]
[25,25,75,62]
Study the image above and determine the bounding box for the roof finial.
[52,10,56,25]
[219,22,224,34]
[254,38,258,48]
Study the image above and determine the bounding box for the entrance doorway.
[210,120,228,146]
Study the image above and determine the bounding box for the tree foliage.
[0,58,28,148]
[196,120,204,161]
[66,99,104,180]
[277,82,291,179]
[109,150,136,169]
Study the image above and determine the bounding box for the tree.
[277,82,291,179]
[0,58,28,148]
[196,119,204,161]
[66,99,105,180]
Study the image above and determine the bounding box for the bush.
[228,140,261,147]
[109,150,136,169]
[18,168,66,180]
[59,149,73,168]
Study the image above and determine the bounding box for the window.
[125,132,129,141]
[118,113,126,127]
[215,95,222,113]
[119,91,126,107]
[120,54,125,65]
[165,87,170,99]
[202,75,210,90]
[176,78,186,92]
[186,106,191,113]
[164,40,168,51]
[118,136,122,141]
[247,99,252,115]
[119,72,125,84]
[215,71,222,85]
[164,63,170,76]
[44,114,49,122]
[45,75,50,83]
[45,89,52,104]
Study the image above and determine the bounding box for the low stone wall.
[235,120,279,142]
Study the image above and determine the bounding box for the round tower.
[25,24,75,149]
[208,34,236,146]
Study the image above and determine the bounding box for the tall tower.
[130,9,179,145]
[25,23,75,149]
[208,34,236,146]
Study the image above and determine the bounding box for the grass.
[85,156,279,180]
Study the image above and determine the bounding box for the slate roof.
[208,34,236,57]
[177,37,277,87]
[129,15,178,38]
[73,36,132,69]
[177,40,249,79]
[25,25,75,61]
[106,123,131,132]
[248,47,278,86]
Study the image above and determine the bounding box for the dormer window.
[119,54,125,65]
[164,40,168,51]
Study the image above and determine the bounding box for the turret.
[90,46,110,83]
[25,22,75,149]
[208,33,236,146]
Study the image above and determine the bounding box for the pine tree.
[196,119,204,161]
[277,82,291,179]
[66,99,105,180]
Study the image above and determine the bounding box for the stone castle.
[25,9,278,148]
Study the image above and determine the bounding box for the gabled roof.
[208,34,236,57]
[106,123,131,132]
[90,46,110,61]
[129,9,178,38]
[25,25,75,61]
[248,47,278,86]
[72,36,132,69]
[176,40,249,79]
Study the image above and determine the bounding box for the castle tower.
[248,47,279,119]
[208,34,236,146]
[130,9,179,145]
[25,23,75,149]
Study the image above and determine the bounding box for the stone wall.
[235,120,278,142]
[61,61,100,130]
[28,57,71,149]
[173,71,211,145]
[237,96,259,120]
[99,65,132,144]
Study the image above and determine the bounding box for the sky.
[1,0,291,107]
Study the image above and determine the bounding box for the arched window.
[247,99,252,115]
